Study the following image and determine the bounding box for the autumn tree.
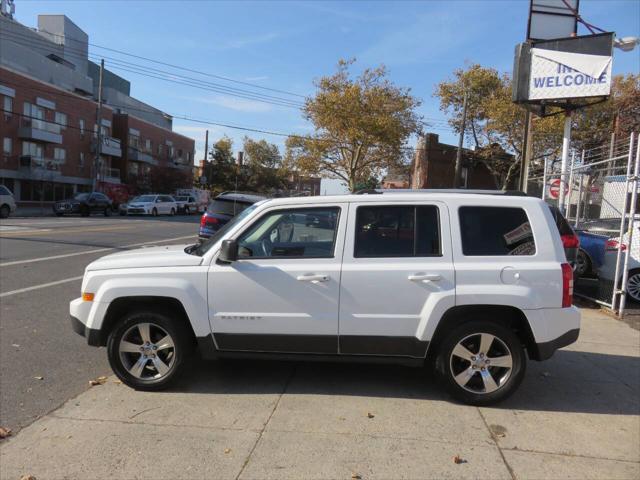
[435,64,564,189]
[285,59,422,192]
[204,136,237,192]
[241,137,289,192]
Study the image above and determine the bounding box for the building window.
[3,138,11,155]
[79,152,85,167]
[157,144,163,156]
[187,151,192,162]
[22,141,43,158]
[129,134,140,148]
[54,148,66,162]
[55,112,67,128]
[79,119,85,136]
[145,139,152,152]
[93,124,98,137]
[101,125,110,138]
[2,96,12,115]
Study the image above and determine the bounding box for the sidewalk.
[1,308,638,480]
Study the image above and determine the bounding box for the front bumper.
[70,314,102,346]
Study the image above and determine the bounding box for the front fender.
[83,268,209,336]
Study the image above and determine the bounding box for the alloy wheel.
[627,273,640,302]
[449,332,513,394]
[118,322,176,380]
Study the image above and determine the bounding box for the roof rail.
[353,188,527,196]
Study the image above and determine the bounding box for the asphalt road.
[0,214,201,432]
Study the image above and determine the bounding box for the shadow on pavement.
[165,349,639,415]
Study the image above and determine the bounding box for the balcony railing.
[18,118,63,144]
[19,155,62,177]
[97,167,121,184]
[128,147,158,165]
[92,136,122,158]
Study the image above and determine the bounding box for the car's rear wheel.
[107,310,192,390]
[575,249,591,276]
[436,321,526,405]
[626,269,640,303]
[0,204,10,218]
[170,207,176,216]
[152,207,158,217]
[80,206,90,217]
[104,207,112,217]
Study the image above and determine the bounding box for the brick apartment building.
[407,133,511,189]
[0,9,194,207]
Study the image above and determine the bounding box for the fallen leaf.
[366,412,375,419]
[34,376,43,381]
[20,475,36,480]
[113,380,122,385]
[351,474,362,479]
[0,426,12,438]
[453,455,466,464]
[224,448,231,454]
[489,424,507,438]
[89,376,108,387]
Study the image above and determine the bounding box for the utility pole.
[92,59,104,192]
[202,129,209,183]
[558,111,572,215]
[453,90,468,188]
[519,111,533,192]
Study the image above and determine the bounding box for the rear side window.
[459,206,535,256]
[354,205,441,258]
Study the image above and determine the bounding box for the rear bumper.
[533,328,580,361]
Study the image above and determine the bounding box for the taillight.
[605,239,627,251]
[200,214,207,228]
[561,263,573,308]
[561,233,579,249]
[200,214,219,227]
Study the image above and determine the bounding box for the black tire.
[170,207,176,216]
[575,249,592,277]
[436,321,526,406]
[184,206,190,215]
[106,309,193,391]
[80,205,90,217]
[104,206,112,217]
[152,207,158,217]
[119,210,126,216]
[0,204,9,218]
[55,212,64,217]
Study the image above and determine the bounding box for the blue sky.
[14,0,640,179]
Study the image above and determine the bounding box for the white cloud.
[179,95,273,113]
[215,32,280,51]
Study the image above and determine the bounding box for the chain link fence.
[528,133,640,315]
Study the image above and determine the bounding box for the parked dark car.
[53,192,113,217]
[548,205,579,267]
[199,192,266,240]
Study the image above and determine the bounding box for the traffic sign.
[549,178,568,199]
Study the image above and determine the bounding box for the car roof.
[257,190,544,207]
[215,192,266,203]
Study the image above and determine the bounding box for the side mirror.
[219,239,238,263]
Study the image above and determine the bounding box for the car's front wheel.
[107,310,192,390]
[170,207,176,216]
[436,321,526,405]
[151,208,158,217]
[626,269,640,303]
[0,204,10,218]
[184,206,190,215]
[104,207,112,217]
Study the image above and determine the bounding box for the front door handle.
[408,273,442,282]
[297,274,329,283]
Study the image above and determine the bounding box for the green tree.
[285,59,421,192]
[242,137,289,193]
[205,136,237,192]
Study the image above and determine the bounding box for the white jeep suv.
[70,191,580,405]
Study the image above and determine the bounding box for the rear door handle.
[297,274,329,283]
[408,273,442,282]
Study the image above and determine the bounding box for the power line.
[0,30,305,109]
[0,26,306,98]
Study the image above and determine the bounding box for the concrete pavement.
[1,308,638,479]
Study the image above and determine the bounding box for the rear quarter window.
[459,206,536,256]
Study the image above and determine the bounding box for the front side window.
[237,207,340,259]
[459,206,536,256]
[354,205,441,258]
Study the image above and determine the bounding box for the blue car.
[574,218,625,276]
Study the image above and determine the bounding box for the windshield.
[136,195,156,202]
[208,198,253,216]
[73,193,89,201]
[194,204,259,256]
